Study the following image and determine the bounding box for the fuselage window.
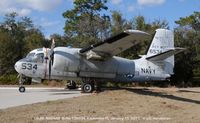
[34,53,44,63]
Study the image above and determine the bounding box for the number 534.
[22,63,37,70]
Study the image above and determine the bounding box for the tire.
[19,86,25,93]
[67,80,76,89]
[81,83,94,93]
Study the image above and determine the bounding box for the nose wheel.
[19,86,25,93]
[18,74,26,93]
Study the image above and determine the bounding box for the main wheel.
[67,80,76,89]
[19,86,25,93]
[81,83,94,93]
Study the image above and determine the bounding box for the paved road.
[0,87,85,109]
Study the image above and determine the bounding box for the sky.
[0,0,199,38]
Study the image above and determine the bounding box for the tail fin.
[147,29,174,57]
[146,29,175,74]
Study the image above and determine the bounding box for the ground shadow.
[37,88,80,92]
[124,88,200,105]
[50,92,79,95]
[178,90,200,94]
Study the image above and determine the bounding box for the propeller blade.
[51,51,54,65]
[49,38,55,55]
[49,58,51,80]
[51,39,55,49]
[48,38,55,80]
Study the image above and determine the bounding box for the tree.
[173,11,200,86]
[0,12,45,75]
[24,29,46,52]
[171,29,195,86]
[50,34,68,47]
[0,30,16,74]
[118,15,169,59]
[175,11,200,31]
[63,0,110,47]
[111,11,125,35]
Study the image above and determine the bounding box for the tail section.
[146,29,178,75]
[147,29,174,57]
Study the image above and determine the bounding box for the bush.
[0,74,18,85]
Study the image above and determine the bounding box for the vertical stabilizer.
[147,29,174,57]
[147,29,174,74]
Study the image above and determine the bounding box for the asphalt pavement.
[0,87,85,109]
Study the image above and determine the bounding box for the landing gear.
[18,74,26,93]
[19,86,25,93]
[66,80,77,89]
[81,82,94,93]
[81,79,102,93]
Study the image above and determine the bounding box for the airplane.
[14,29,185,93]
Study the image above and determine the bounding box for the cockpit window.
[26,53,35,58]
[34,53,44,63]
[21,53,44,63]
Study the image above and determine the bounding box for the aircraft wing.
[79,30,150,60]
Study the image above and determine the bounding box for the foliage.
[0,74,18,85]
[111,11,131,35]
[172,11,200,86]
[117,15,169,59]
[175,11,200,31]
[0,12,46,82]
[63,0,110,47]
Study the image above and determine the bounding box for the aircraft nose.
[14,61,21,73]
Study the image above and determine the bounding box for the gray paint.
[14,29,184,84]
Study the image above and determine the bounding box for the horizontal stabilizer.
[146,47,186,61]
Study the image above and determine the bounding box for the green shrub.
[0,74,18,85]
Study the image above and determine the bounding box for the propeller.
[48,39,55,80]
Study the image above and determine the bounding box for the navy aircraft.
[14,29,184,93]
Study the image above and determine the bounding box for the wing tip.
[124,29,150,36]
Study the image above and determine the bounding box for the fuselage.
[14,47,170,83]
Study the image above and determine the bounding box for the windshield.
[34,53,44,63]
[26,53,35,58]
[22,53,44,63]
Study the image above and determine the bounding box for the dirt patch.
[0,87,200,123]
